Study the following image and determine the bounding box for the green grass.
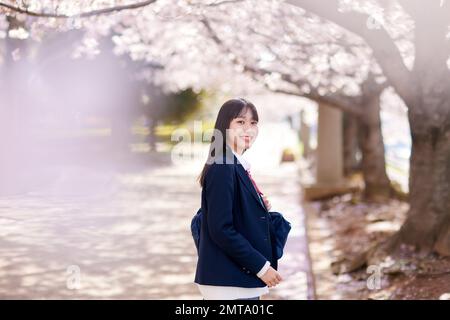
[35,120,216,145]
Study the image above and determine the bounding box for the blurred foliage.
[142,86,207,125]
[163,88,206,124]
[137,86,216,146]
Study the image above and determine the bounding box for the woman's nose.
[243,125,254,133]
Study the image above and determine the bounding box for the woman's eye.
[237,120,245,124]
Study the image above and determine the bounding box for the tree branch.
[286,0,414,106]
[0,0,158,18]
[200,16,364,117]
[205,0,245,7]
[397,0,449,74]
[0,0,246,18]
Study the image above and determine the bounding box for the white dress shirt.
[196,147,270,300]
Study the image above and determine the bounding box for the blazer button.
[260,216,266,219]
[246,271,251,274]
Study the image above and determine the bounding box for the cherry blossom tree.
[287,0,450,257]
[3,0,446,259]
[195,0,396,201]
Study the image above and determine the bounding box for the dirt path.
[0,151,313,299]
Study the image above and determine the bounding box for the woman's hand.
[261,194,272,211]
[260,266,283,288]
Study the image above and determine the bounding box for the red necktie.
[246,170,264,196]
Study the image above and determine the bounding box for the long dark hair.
[197,98,259,187]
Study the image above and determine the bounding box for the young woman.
[194,98,283,300]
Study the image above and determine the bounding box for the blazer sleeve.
[204,163,268,274]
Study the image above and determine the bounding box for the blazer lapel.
[235,162,268,212]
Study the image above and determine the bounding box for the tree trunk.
[0,17,27,194]
[390,9,450,256]
[343,112,360,176]
[389,120,450,256]
[148,118,157,151]
[358,92,392,202]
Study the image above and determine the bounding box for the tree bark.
[343,112,360,176]
[389,117,450,256]
[358,92,392,202]
[388,3,450,256]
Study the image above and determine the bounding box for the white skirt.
[197,284,269,300]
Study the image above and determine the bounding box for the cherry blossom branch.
[0,0,158,18]
[200,17,364,116]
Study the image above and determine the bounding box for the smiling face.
[227,107,259,155]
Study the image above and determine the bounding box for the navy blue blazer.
[194,150,287,288]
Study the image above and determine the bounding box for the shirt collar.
[230,148,251,171]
